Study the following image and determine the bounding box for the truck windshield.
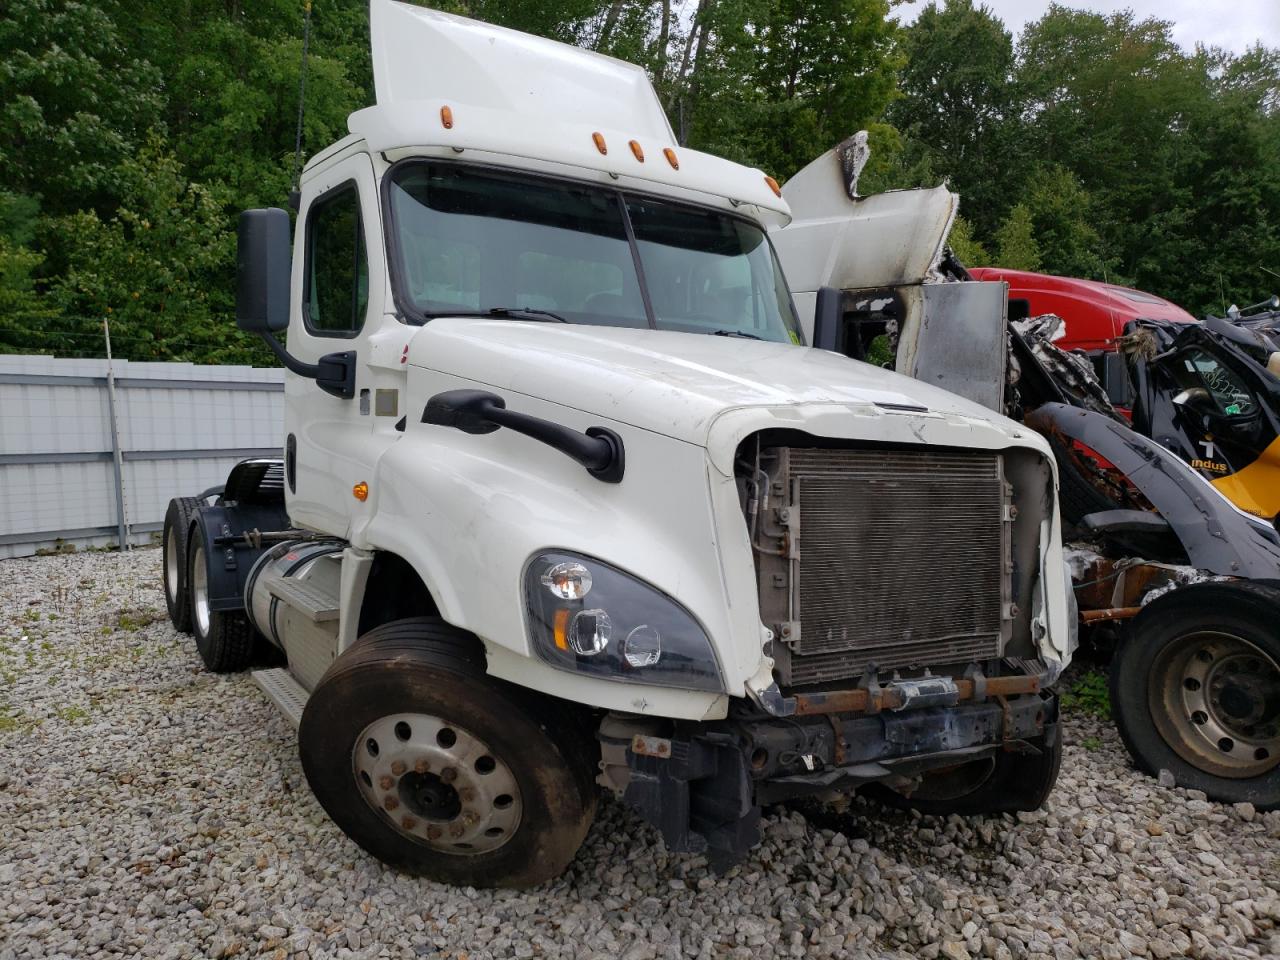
[385,161,802,344]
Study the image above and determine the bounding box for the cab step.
[252,667,310,728]
[262,573,340,622]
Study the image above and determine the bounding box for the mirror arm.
[260,331,356,400]
[423,389,624,483]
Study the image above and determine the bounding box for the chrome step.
[263,573,339,622]
[252,667,309,728]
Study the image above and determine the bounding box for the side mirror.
[236,208,292,335]
[234,206,355,400]
[1172,387,1212,410]
[812,286,845,354]
[1101,352,1131,406]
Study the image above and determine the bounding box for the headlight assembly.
[524,551,723,692]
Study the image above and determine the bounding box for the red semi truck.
[968,267,1197,352]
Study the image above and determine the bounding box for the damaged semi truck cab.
[163,1,1073,887]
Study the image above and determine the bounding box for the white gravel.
[2,550,1278,960]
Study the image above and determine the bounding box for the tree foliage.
[0,0,1277,360]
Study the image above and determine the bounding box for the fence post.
[102,319,131,551]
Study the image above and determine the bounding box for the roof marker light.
[664,148,679,170]
[440,105,453,129]
[765,175,782,198]
[592,132,608,155]
[629,140,644,162]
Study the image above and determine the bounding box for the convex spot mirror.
[236,208,292,335]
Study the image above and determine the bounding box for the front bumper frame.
[609,689,1057,869]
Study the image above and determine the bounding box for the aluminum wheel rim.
[353,712,522,853]
[165,532,180,602]
[191,545,211,636]
[1149,630,1280,779]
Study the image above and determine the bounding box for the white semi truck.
[161,0,1074,888]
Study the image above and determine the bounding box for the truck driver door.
[284,152,391,537]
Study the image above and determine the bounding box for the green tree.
[48,136,266,364]
[891,0,1020,235]
[0,0,163,214]
[946,214,989,266]
[994,204,1041,272]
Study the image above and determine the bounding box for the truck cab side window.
[305,183,369,335]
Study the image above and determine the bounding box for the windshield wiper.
[712,329,762,340]
[487,307,569,323]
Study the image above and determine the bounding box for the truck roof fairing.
[347,0,790,224]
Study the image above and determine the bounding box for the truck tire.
[299,618,597,888]
[1110,581,1280,809]
[186,523,256,673]
[162,497,202,633]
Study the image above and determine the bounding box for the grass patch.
[114,607,164,633]
[1081,736,1103,752]
[1061,670,1111,720]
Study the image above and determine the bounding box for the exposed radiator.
[752,446,1013,688]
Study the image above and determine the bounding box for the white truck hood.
[407,319,1040,471]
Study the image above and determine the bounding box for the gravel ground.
[2,549,1278,960]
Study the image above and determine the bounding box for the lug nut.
[441,767,457,783]
[459,787,476,803]
[401,816,417,830]
[462,810,478,826]
[378,775,394,790]
[426,826,443,840]
[383,795,399,811]
[414,759,430,774]
[390,760,406,776]
[449,823,465,838]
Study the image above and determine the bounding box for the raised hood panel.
[407,319,1025,450]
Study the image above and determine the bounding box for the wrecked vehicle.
[772,139,1280,809]
[159,6,1072,887]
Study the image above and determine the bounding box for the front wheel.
[298,618,597,888]
[1110,581,1280,809]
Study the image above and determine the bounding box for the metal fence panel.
[0,355,284,559]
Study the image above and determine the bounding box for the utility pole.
[103,317,131,551]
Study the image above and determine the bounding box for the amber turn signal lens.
[440,105,453,129]
[352,481,369,502]
[663,147,679,170]
[553,608,571,651]
[764,175,782,197]
[629,139,644,162]
[592,131,608,155]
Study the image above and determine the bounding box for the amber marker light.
[440,105,454,129]
[352,481,369,502]
[553,608,572,651]
[764,175,782,197]
[664,147,679,169]
[592,131,608,154]
[629,140,645,162]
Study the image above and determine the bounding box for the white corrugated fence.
[0,355,284,559]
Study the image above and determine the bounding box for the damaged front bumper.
[599,679,1058,868]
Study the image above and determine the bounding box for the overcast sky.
[891,1,1278,55]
